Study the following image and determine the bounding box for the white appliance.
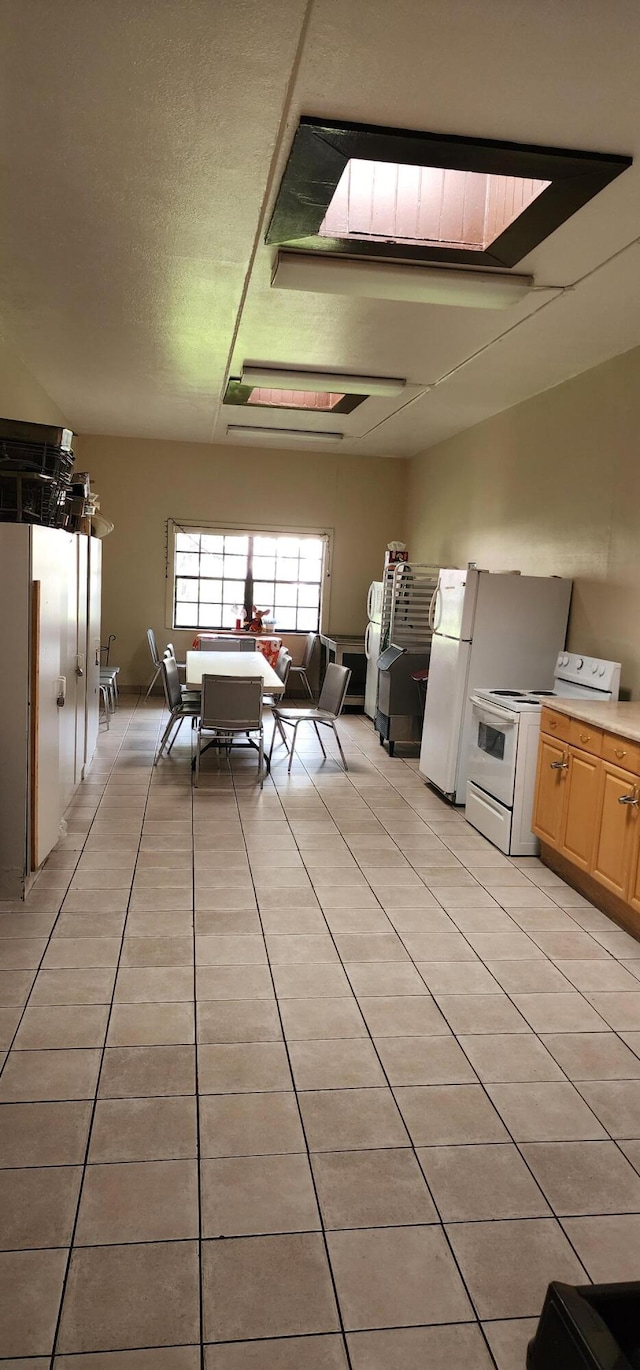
[466,652,621,855]
[0,525,101,899]
[364,579,384,719]
[419,568,572,803]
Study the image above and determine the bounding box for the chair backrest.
[201,640,244,652]
[302,631,317,669]
[161,654,183,711]
[147,627,160,667]
[317,663,351,718]
[238,638,257,651]
[201,675,262,730]
[276,648,292,686]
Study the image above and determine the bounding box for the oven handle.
[470,697,518,727]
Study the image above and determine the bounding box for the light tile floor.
[2,699,640,1366]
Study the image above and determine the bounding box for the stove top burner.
[492,689,528,697]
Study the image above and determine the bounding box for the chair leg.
[332,721,349,772]
[194,726,202,787]
[301,669,314,700]
[145,663,161,700]
[167,716,185,754]
[155,708,179,762]
[258,727,264,789]
[268,715,278,766]
[312,719,327,758]
[287,721,301,773]
[276,715,289,750]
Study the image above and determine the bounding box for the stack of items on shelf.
[0,416,74,526]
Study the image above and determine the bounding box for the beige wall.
[74,434,407,687]
[0,332,68,426]
[407,343,640,698]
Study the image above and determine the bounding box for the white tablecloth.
[185,651,284,693]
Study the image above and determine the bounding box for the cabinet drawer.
[602,732,640,776]
[541,707,571,742]
[569,720,603,757]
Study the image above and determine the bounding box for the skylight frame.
[266,117,632,269]
[223,377,366,414]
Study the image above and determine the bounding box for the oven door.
[467,697,519,807]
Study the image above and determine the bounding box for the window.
[170,525,327,633]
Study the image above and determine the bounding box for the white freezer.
[364,618,383,719]
[419,635,471,795]
[367,580,384,624]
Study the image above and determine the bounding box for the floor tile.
[271,965,352,999]
[521,1140,640,1214]
[0,1049,101,1102]
[584,991,640,1030]
[89,1097,198,1161]
[197,999,282,1043]
[485,960,571,993]
[327,1225,473,1330]
[458,1034,564,1082]
[344,963,428,997]
[0,1165,82,1248]
[201,1152,320,1236]
[203,1336,348,1369]
[375,1035,476,1086]
[108,1002,195,1046]
[347,1324,493,1370]
[311,1148,437,1228]
[561,1213,640,1281]
[481,1319,539,1370]
[99,1045,196,1097]
[42,938,121,969]
[198,1041,292,1093]
[299,1088,409,1151]
[56,1349,201,1366]
[358,995,449,1037]
[289,1038,385,1089]
[512,992,607,1032]
[197,966,275,1000]
[200,1092,305,1157]
[0,1100,92,1167]
[57,1241,200,1353]
[540,1031,640,1079]
[29,969,115,1005]
[202,1233,340,1342]
[393,1084,509,1145]
[76,1159,199,1243]
[416,962,500,994]
[121,936,194,968]
[433,994,530,1034]
[0,1248,68,1357]
[576,1080,640,1137]
[486,1081,607,1140]
[14,1005,109,1050]
[447,1217,586,1318]
[279,997,366,1040]
[114,967,194,1003]
[418,1143,549,1220]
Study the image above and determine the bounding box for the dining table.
[185,650,284,694]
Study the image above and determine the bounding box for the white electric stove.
[465,652,621,855]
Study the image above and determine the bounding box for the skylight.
[246,388,345,410]
[319,160,550,252]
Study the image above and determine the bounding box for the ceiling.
[2,0,640,457]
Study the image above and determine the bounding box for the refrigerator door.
[434,568,478,641]
[364,619,382,719]
[419,632,471,796]
[367,580,384,623]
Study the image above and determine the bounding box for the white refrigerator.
[364,580,384,719]
[419,569,572,803]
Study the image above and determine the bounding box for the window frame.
[165,518,332,635]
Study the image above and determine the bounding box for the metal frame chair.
[269,662,351,773]
[289,631,317,699]
[264,647,292,748]
[154,655,200,763]
[194,674,264,788]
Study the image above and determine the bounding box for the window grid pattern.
[173,530,324,633]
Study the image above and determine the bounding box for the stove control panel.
[554,652,621,696]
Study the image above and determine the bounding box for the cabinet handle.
[550,759,569,770]
[549,720,557,729]
[580,733,590,743]
[615,747,627,758]
[618,788,639,806]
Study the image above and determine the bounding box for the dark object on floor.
[527,1280,640,1368]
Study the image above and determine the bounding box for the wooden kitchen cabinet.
[532,735,569,848]
[560,747,600,872]
[533,707,640,940]
[591,762,639,900]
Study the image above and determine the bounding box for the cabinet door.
[532,735,569,848]
[560,748,601,871]
[592,762,639,899]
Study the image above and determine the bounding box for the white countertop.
[546,698,640,743]
[186,651,283,692]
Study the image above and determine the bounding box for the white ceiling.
[2,0,640,456]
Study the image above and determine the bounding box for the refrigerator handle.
[364,622,373,660]
[428,584,441,632]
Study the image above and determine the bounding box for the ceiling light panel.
[240,365,406,397]
[226,424,343,443]
[272,253,534,309]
